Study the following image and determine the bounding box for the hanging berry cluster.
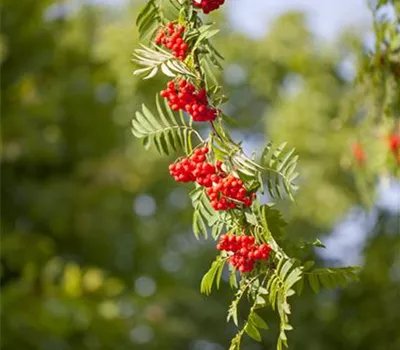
[155,22,188,60]
[193,0,225,14]
[206,174,256,210]
[169,146,215,184]
[217,234,271,272]
[160,79,217,121]
[133,1,358,349]
[169,147,255,210]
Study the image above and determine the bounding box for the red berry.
[155,22,189,61]
[216,234,272,273]
[388,133,400,153]
[194,0,225,14]
[205,174,255,211]
[160,79,217,123]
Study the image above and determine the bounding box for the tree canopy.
[1,1,399,350]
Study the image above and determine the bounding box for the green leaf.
[190,188,227,240]
[294,276,304,296]
[193,27,220,50]
[228,304,239,327]
[250,312,269,330]
[133,45,195,79]
[262,205,287,237]
[303,261,315,271]
[279,330,288,341]
[280,260,294,281]
[305,266,360,292]
[229,269,238,289]
[228,278,255,326]
[221,113,239,127]
[285,268,303,290]
[200,257,225,295]
[132,96,200,155]
[244,322,262,342]
[245,212,258,226]
[136,1,159,40]
[266,256,303,349]
[225,140,299,202]
[136,0,155,26]
[192,212,201,240]
[215,257,225,289]
[202,56,220,87]
[260,141,299,201]
[308,274,320,293]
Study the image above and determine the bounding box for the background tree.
[1,1,399,350]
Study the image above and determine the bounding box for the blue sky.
[227,0,371,39]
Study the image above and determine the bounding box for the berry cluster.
[193,0,225,14]
[155,22,188,61]
[169,147,216,186]
[206,175,256,210]
[217,234,272,273]
[169,147,255,210]
[160,79,217,122]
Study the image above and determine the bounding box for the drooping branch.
[132,1,359,349]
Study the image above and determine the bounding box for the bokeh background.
[1,1,400,349]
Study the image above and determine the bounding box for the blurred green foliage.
[1,1,399,350]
